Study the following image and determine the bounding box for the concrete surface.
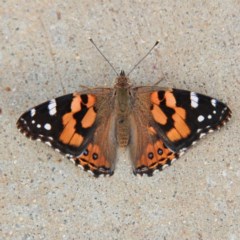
[1,1,240,239]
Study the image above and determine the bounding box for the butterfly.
[16,68,231,177]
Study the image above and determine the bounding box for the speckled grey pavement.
[1,1,240,239]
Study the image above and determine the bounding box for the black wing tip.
[210,105,232,131]
[16,117,36,139]
[220,106,232,125]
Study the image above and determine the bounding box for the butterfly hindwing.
[73,113,117,176]
[134,141,179,176]
[74,143,114,176]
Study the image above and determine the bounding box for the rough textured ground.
[1,1,239,239]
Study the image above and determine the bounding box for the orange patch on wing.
[137,155,148,168]
[87,143,93,151]
[150,91,160,105]
[167,128,182,141]
[69,133,83,147]
[147,126,157,135]
[85,94,96,108]
[137,144,155,168]
[95,155,111,168]
[154,140,168,156]
[92,144,100,155]
[60,118,76,144]
[146,143,155,156]
[154,140,174,162]
[175,107,186,119]
[136,139,176,169]
[151,105,167,125]
[92,145,109,167]
[71,95,82,112]
[165,91,176,107]
[81,107,96,128]
[172,113,190,138]
[62,112,73,125]
[154,140,165,152]
[79,143,111,169]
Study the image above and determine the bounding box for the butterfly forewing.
[150,89,232,152]
[17,93,98,157]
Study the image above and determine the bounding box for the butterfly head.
[115,70,130,88]
[120,70,125,76]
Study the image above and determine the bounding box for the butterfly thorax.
[114,71,132,147]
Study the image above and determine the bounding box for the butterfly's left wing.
[17,90,117,176]
[130,88,232,176]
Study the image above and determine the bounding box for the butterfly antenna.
[89,38,119,76]
[127,41,159,76]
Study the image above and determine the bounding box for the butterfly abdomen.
[116,115,130,147]
[115,77,132,147]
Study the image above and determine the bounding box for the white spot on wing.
[191,101,198,108]
[208,115,212,119]
[198,115,204,122]
[48,99,57,116]
[20,118,26,124]
[45,141,52,146]
[37,124,41,128]
[200,133,206,138]
[179,151,185,157]
[87,170,94,175]
[192,141,197,145]
[49,108,57,116]
[44,123,51,130]
[78,164,84,170]
[190,92,199,108]
[211,99,217,107]
[30,108,36,117]
[162,164,168,170]
[171,158,177,164]
[69,158,75,164]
